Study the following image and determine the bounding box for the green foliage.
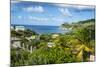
[62,23,72,28]
[17,29,37,37]
[28,46,75,65]
[11,29,37,37]
[74,23,95,48]
[40,34,52,42]
[78,19,95,24]
[11,48,30,67]
[11,30,22,37]
[62,19,95,29]
[11,19,95,66]
[23,29,37,37]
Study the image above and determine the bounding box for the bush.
[28,46,75,65]
[11,48,30,67]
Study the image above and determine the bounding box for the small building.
[11,26,14,30]
[89,55,95,62]
[11,37,35,53]
[47,42,55,47]
[52,34,59,39]
[15,26,25,31]
[11,37,21,48]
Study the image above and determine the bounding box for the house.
[11,37,21,48]
[11,25,25,31]
[15,26,25,31]
[47,42,55,47]
[52,34,59,39]
[11,37,36,53]
[89,55,95,62]
[11,26,14,30]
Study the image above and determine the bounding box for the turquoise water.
[11,25,69,34]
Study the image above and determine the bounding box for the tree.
[11,30,22,37]
[40,34,51,42]
[72,26,95,62]
[28,46,75,65]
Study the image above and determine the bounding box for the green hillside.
[62,19,95,29]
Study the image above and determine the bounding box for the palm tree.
[72,26,95,62]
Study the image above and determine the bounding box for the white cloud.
[28,16,65,22]
[54,3,95,10]
[58,8,72,16]
[54,4,70,7]
[51,17,64,22]
[74,5,95,10]
[28,16,48,21]
[23,6,44,13]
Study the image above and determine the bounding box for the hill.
[61,19,95,29]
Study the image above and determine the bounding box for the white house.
[11,37,35,53]
[47,42,55,47]
[11,26,14,30]
[52,34,59,39]
[11,37,21,48]
[15,26,25,31]
[89,55,95,62]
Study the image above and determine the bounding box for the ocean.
[11,25,69,34]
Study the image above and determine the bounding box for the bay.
[11,25,69,34]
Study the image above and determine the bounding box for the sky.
[11,0,95,26]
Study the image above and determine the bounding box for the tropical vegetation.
[11,19,95,67]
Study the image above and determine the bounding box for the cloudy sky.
[11,1,95,26]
